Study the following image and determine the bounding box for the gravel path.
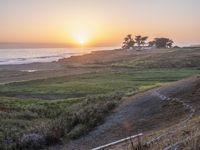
[51,76,198,150]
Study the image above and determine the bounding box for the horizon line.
[0,42,119,49]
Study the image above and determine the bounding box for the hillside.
[59,47,200,69]
[0,47,199,150]
[102,76,200,150]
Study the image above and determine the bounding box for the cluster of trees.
[122,34,174,49]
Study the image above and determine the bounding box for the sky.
[0,0,200,47]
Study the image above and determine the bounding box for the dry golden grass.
[105,116,200,150]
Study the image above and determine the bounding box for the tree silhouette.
[166,39,174,48]
[122,34,174,49]
[148,41,156,47]
[122,34,135,49]
[154,38,174,48]
[135,35,142,47]
[135,35,148,49]
[141,36,148,47]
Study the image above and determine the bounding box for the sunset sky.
[0,0,200,47]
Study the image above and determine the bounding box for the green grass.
[0,94,120,149]
[112,48,200,69]
[0,68,199,149]
[0,69,199,98]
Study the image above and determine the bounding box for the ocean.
[0,47,117,65]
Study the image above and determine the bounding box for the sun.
[79,40,85,45]
[72,32,90,46]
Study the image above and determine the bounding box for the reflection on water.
[0,47,117,65]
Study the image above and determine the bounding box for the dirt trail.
[145,91,196,149]
[51,76,198,150]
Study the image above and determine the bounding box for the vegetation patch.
[0,69,199,149]
[0,69,199,99]
[0,94,122,149]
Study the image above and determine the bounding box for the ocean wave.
[0,52,79,65]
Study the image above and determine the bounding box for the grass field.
[111,48,200,69]
[0,68,199,149]
[0,69,199,98]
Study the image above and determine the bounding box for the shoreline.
[0,48,121,71]
[0,49,118,84]
[0,47,199,85]
[0,46,119,66]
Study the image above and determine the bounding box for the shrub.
[67,124,87,139]
[1,93,122,149]
[18,133,45,149]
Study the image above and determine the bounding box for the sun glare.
[79,40,85,45]
[76,34,87,46]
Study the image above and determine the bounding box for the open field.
[0,69,199,99]
[0,48,200,149]
[0,69,199,149]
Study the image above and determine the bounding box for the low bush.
[39,94,121,146]
[0,93,122,149]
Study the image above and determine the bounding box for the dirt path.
[51,76,198,150]
[145,91,196,149]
